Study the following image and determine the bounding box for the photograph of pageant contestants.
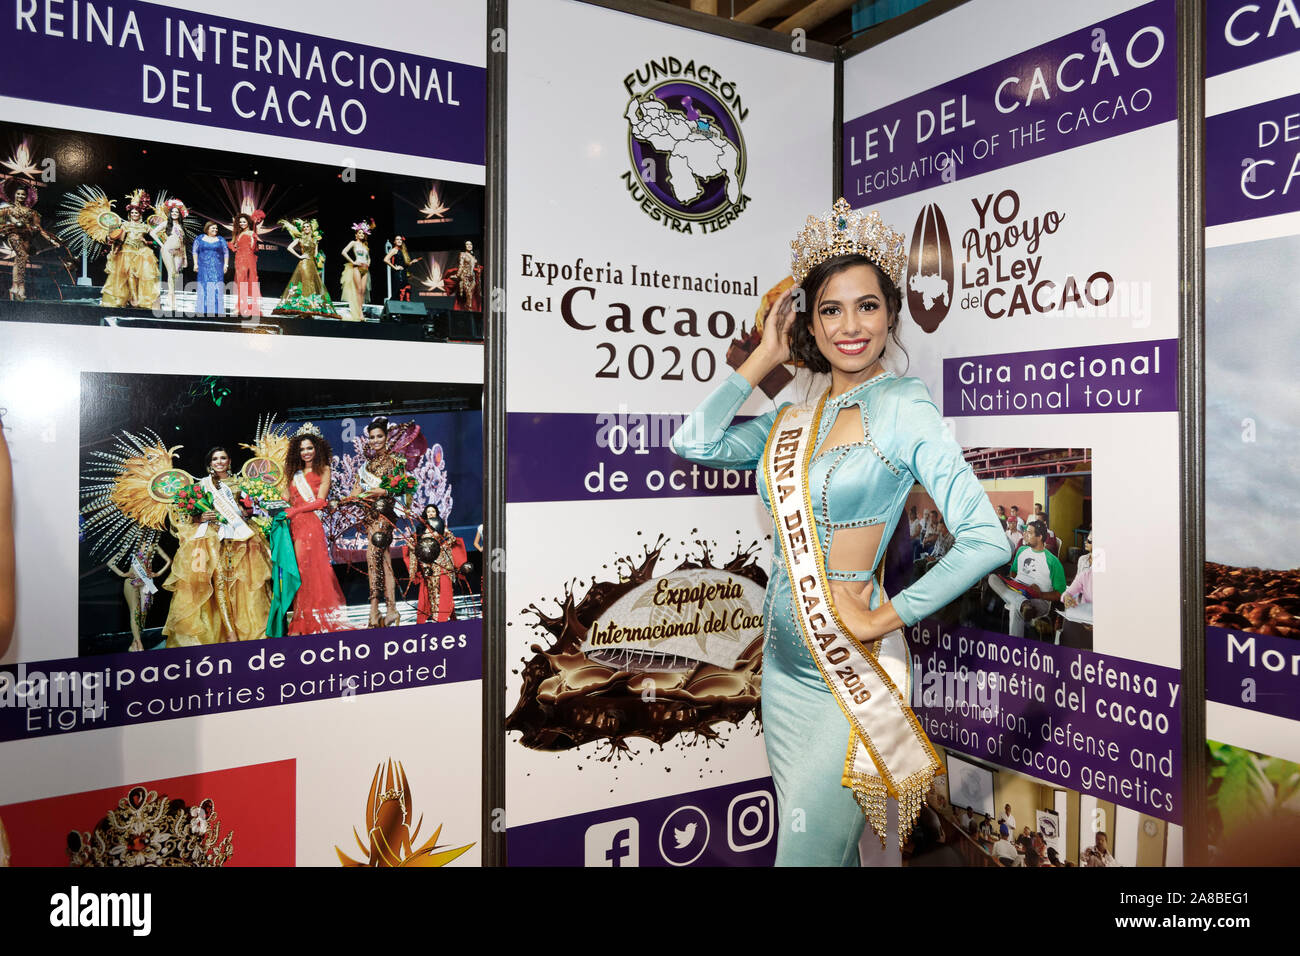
[76,372,483,656]
[884,447,1095,649]
[0,120,483,341]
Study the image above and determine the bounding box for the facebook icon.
[584,818,640,867]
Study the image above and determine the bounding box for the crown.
[790,198,906,287]
[295,421,323,439]
[67,786,233,867]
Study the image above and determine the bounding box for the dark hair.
[1027,519,1048,539]
[204,446,230,469]
[235,213,252,230]
[789,254,906,374]
[285,433,333,478]
[203,220,220,235]
[367,416,389,436]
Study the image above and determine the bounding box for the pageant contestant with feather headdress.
[149,196,194,313]
[58,187,161,309]
[672,199,1012,866]
[81,427,282,648]
[0,178,65,301]
[339,218,373,321]
[272,217,337,318]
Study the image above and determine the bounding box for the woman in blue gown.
[192,221,229,316]
[672,202,1010,866]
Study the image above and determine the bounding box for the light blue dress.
[671,369,1011,865]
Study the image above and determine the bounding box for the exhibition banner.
[0,0,486,867]
[1207,0,1300,77]
[504,0,833,865]
[844,0,1182,864]
[1203,0,1300,862]
[842,0,1175,204]
[0,0,485,163]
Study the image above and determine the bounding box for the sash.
[292,470,316,503]
[129,554,157,596]
[357,462,382,493]
[194,476,254,542]
[763,394,942,849]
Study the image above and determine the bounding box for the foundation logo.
[907,202,955,333]
[621,57,750,235]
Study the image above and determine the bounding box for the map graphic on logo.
[625,81,746,221]
[906,202,954,333]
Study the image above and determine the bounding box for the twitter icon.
[658,805,710,866]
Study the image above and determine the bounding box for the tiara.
[790,197,906,287]
[67,786,233,867]
[295,422,323,439]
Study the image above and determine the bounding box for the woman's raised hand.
[758,286,796,365]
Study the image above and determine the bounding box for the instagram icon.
[727,790,774,852]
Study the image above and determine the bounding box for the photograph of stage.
[76,371,484,656]
[0,120,483,342]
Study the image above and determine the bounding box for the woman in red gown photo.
[283,426,350,634]
[229,210,263,318]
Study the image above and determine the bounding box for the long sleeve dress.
[671,369,1011,866]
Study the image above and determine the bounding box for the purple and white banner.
[843,0,1175,205]
[910,622,1182,822]
[0,0,486,163]
[942,338,1178,417]
[1207,626,1300,723]
[1207,90,1300,226]
[508,776,777,866]
[0,620,481,742]
[1207,0,1300,77]
[507,411,756,503]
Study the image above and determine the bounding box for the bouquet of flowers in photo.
[172,482,217,522]
[381,464,418,498]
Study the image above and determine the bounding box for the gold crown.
[67,786,233,867]
[790,197,906,287]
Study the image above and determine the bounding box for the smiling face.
[207,449,230,476]
[169,206,181,221]
[205,223,219,237]
[13,186,28,205]
[128,208,142,222]
[299,438,316,465]
[809,263,892,380]
[236,214,251,232]
[367,426,387,453]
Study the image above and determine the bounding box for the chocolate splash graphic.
[506,534,768,757]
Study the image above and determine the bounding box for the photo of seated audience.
[903,747,1173,867]
[889,447,1093,648]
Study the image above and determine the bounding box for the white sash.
[194,476,254,541]
[293,470,316,503]
[130,554,158,596]
[763,395,942,848]
[357,462,382,493]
